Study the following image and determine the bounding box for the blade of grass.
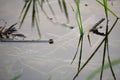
[38,0,47,17]
[35,15,41,39]
[100,0,110,79]
[66,0,75,12]
[72,36,84,80]
[96,0,119,18]
[62,0,69,23]
[46,0,56,19]
[100,39,107,80]
[71,35,82,64]
[38,0,53,21]
[73,18,119,79]
[32,0,36,27]
[58,0,63,12]
[72,35,84,80]
[76,13,81,32]
[19,0,32,28]
[40,0,45,8]
[71,0,84,64]
[103,0,108,18]
[72,1,84,80]
[35,0,41,39]
[107,41,116,80]
[100,1,109,79]
[35,1,40,23]
[10,74,21,80]
[78,36,83,71]
[75,0,83,34]
[18,1,29,20]
[86,58,120,80]
[74,0,80,3]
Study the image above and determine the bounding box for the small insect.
[87,18,105,46]
[89,18,105,36]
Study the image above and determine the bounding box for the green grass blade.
[66,0,75,12]
[108,18,119,34]
[103,0,108,18]
[35,2,40,23]
[75,13,83,35]
[100,40,107,80]
[19,1,28,20]
[10,74,21,80]
[107,42,116,80]
[19,0,32,28]
[86,58,120,80]
[86,18,120,80]
[72,1,84,79]
[38,0,46,16]
[32,0,36,27]
[74,18,119,78]
[58,0,63,12]
[72,36,84,80]
[96,0,119,18]
[78,36,83,70]
[38,0,53,21]
[62,0,69,23]
[100,1,109,79]
[75,0,83,34]
[35,16,41,39]
[71,35,82,64]
[76,13,80,30]
[46,0,56,19]
[40,0,45,8]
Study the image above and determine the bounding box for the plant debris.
[0,20,26,40]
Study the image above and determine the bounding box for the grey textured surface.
[0,0,120,80]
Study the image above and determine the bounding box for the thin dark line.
[0,39,54,44]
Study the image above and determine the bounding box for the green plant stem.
[19,0,32,28]
[32,0,36,27]
[19,1,29,21]
[71,35,82,64]
[46,0,56,19]
[73,18,119,80]
[86,58,120,80]
[35,16,41,39]
[78,35,84,71]
[62,0,69,22]
[100,44,106,80]
[58,0,63,12]
[100,5,109,79]
[72,1,84,79]
[75,0,83,34]
[100,36,107,80]
[10,74,21,80]
[100,0,116,79]
[107,42,116,80]
[96,0,119,18]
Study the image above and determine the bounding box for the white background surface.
[0,0,120,80]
